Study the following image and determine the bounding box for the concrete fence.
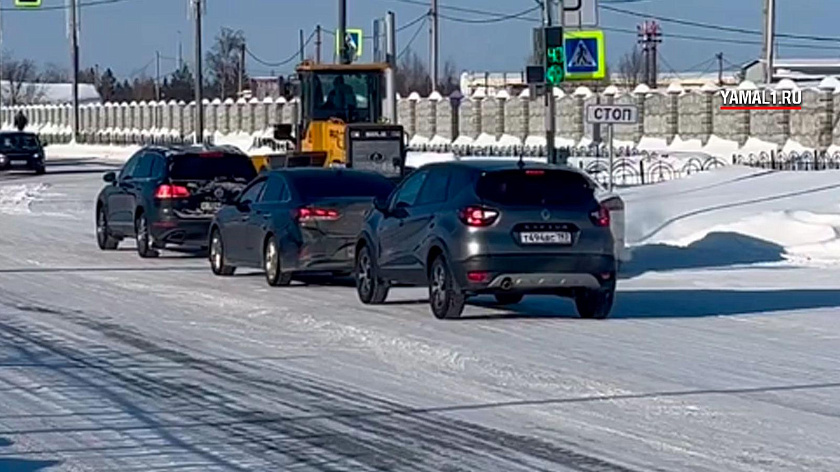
[4,80,839,153]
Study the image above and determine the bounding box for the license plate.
[200,201,222,211]
[10,160,27,166]
[520,231,572,245]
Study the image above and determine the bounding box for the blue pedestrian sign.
[563,30,606,81]
[336,28,364,60]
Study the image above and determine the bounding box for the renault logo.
[370,152,384,162]
[541,209,551,221]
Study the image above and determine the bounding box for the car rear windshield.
[0,134,39,151]
[476,169,596,207]
[169,153,257,182]
[289,171,395,201]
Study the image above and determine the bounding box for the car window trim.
[239,177,268,203]
[391,169,428,210]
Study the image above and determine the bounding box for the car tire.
[209,228,235,276]
[494,293,524,305]
[96,206,119,250]
[34,165,46,175]
[135,213,159,259]
[355,245,389,304]
[429,255,466,319]
[574,287,615,320]
[264,235,292,287]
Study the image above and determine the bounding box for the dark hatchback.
[208,168,395,286]
[0,132,46,174]
[95,146,257,258]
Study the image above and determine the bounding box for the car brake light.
[525,170,545,175]
[199,152,224,158]
[458,206,499,227]
[296,207,340,222]
[155,184,190,199]
[591,205,610,227]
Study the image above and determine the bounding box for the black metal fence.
[575,155,729,188]
[732,150,840,171]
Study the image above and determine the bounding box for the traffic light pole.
[70,0,80,142]
[543,0,557,164]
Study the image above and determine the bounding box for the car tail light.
[155,184,190,199]
[525,169,545,176]
[590,205,610,227]
[467,271,491,283]
[199,151,224,158]
[458,206,499,227]
[601,196,624,212]
[296,207,340,222]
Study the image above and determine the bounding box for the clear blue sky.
[1,0,838,80]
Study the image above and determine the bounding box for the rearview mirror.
[103,171,116,183]
[236,200,251,212]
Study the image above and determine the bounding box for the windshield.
[0,133,40,151]
[169,153,257,182]
[288,171,395,201]
[476,169,596,207]
[308,71,382,123]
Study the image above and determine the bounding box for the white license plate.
[520,231,572,245]
[10,160,27,166]
[200,201,222,211]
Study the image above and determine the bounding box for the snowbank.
[622,166,840,266]
[46,143,140,162]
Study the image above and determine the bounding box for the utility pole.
[650,22,661,89]
[155,51,161,101]
[299,29,305,63]
[177,30,183,69]
[193,0,204,144]
[238,43,245,96]
[716,52,724,86]
[338,0,349,65]
[373,19,381,62]
[315,25,322,63]
[70,0,80,142]
[385,11,397,123]
[542,0,557,164]
[1,6,4,124]
[637,21,662,88]
[762,0,776,84]
[430,0,439,91]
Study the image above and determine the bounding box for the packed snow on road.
[0,157,839,471]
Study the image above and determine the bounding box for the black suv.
[355,160,617,319]
[0,131,46,174]
[95,145,257,258]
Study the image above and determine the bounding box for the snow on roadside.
[0,183,50,215]
[46,143,140,163]
[622,165,840,265]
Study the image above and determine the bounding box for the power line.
[601,4,840,44]
[399,16,427,60]
[245,29,315,67]
[438,6,539,24]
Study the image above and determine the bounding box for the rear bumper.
[0,155,43,170]
[150,217,212,247]
[294,238,356,272]
[456,253,616,293]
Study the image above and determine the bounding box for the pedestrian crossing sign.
[15,0,42,7]
[336,28,364,60]
[563,30,606,80]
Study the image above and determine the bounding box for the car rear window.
[476,169,596,206]
[169,153,257,182]
[0,134,39,151]
[288,171,395,201]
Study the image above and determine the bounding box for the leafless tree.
[395,50,460,97]
[2,56,44,105]
[39,63,69,83]
[206,28,248,100]
[616,47,645,90]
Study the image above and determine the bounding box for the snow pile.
[622,166,840,266]
[46,143,140,162]
[0,183,50,215]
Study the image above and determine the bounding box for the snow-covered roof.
[0,81,100,105]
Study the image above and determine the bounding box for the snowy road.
[0,161,839,471]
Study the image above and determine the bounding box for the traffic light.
[543,26,565,85]
[15,0,42,7]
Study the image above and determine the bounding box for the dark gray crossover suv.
[354,160,618,319]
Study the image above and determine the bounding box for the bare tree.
[395,50,431,97]
[437,59,460,96]
[2,56,44,105]
[40,63,69,83]
[616,47,645,90]
[206,28,248,100]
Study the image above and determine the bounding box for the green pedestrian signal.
[15,0,42,7]
[545,46,566,85]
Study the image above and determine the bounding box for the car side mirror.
[41,142,49,148]
[103,171,116,183]
[373,196,389,214]
[236,200,252,212]
[227,189,242,204]
[392,202,409,219]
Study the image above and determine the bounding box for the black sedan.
[0,132,46,174]
[208,168,396,286]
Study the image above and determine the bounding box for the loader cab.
[296,62,386,127]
